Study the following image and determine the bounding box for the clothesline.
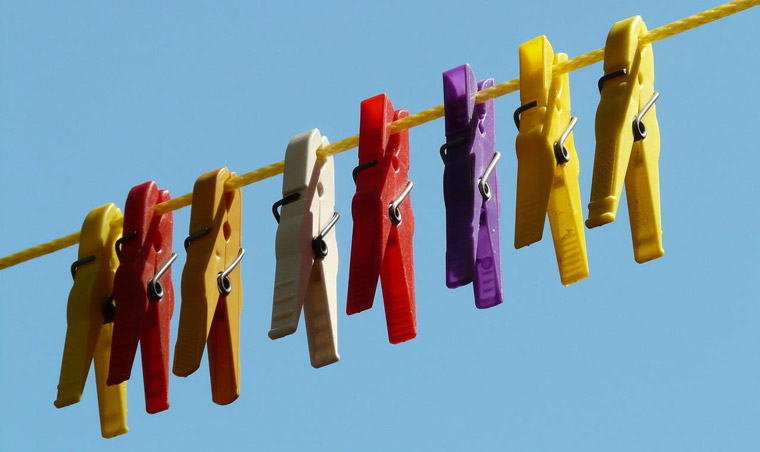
[0,0,757,271]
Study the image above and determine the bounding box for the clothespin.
[269,129,340,368]
[347,94,416,344]
[108,181,176,414]
[54,203,128,439]
[440,63,503,308]
[587,16,663,263]
[513,36,589,285]
[174,167,244,405]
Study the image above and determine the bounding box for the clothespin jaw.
[588,16,663,263]
[514,36,589,285]
[55,203,128,439]
[442,63,503,308]
[347,94,416,344]
[109,181,175,414]
[270,129,340,368]
[174,167,243,405]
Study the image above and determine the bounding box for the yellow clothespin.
[269,129,339,368]
[513,35,589,285]
[54,203,128,439]
[174,167,244,405]
[587,16,663,263]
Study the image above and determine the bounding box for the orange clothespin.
[513,35,589,285]
[269,129,340,368]
[587,16,663,263]
[173,167,244,405]
[54,203,128,439]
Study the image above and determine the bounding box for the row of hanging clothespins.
[55,18,659,438]
[5,1,753,439]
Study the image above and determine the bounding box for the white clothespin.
[269,129,339,368]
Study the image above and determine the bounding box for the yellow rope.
[641,0,758,45]
[0,232,81,270]
[153,193,193,215]
[0,0,757,271]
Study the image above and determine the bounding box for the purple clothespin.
[441,64,503,309]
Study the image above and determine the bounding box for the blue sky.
[1,1,758,450]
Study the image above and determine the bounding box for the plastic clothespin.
[269,129,340,368]
[174,167,244,405]
[441,63,503,308]
[347,94,416,344]
[54,203,128,439]
[513,36,589,285]
[587,16,663,263]
[108,181,175,414]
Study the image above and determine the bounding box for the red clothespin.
[108,181,176,414]
[347,93,416,344]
